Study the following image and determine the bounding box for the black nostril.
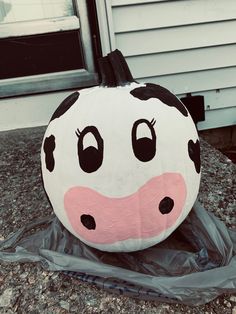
[80,214,96,230]
[159,197,174,214]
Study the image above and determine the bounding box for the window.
[0,0,100,98]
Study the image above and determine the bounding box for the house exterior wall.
[99,0,236,130]
[0,0,236,131]
[0,91,71,131]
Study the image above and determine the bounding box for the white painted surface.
[0,0,74,23]
[0,16,80,38]
[0,91,73,131]
[42,84,200,252]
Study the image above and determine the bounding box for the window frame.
[0,0,99,98]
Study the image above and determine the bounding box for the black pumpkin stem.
[98,49,135,87]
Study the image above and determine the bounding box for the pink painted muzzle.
[64,173,186,244]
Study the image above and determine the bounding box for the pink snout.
[64,173,187,244]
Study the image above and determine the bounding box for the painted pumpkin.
[41,50,201,252]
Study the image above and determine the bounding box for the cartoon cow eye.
[132,118,156,162]
[76,126,104,173]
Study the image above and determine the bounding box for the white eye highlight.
[136,121,153,139]
[82,132,98,149]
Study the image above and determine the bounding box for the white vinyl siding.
[102,0,236,130]
[112,0,236,31]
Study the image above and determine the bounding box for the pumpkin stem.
[98,49,135,87]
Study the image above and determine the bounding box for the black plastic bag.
[0,200,235,305]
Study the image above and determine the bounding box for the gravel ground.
[0,126,236,314]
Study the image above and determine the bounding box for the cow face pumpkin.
[41,50,201,252]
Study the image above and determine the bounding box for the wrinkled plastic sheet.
[0,200,236,305]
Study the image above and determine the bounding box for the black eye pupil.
[134,138,156,162]
[80,147,102,173]
[77,126,103,173]
[132,119,156,162]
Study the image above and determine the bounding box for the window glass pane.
[0,0,74,23]
[0,30,84,79]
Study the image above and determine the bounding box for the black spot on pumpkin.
[43,135,56,172]
[130,83,188,117]
[188,139,201,173]
[81,214,96,230]
[159,197,174,214]
[50,91,79,122]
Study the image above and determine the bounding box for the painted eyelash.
[76,121,155,137]
[75,128,81,138]
[150,118,156,126]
